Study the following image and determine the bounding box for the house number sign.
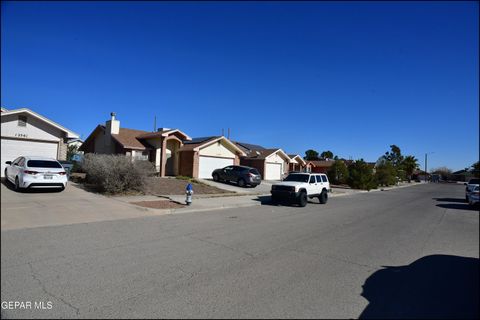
[14,133,28,138]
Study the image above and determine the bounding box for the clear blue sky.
[2,1,478,171]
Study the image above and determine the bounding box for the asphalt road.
[1,183,478,319]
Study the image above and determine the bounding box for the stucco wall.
[265,152,289,173]
[1,113,63,141]
[199,140,236,158]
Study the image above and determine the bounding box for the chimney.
[106,112,120,135]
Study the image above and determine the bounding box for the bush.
[375,160,397,186]
[348,159,377,191]
[82,154,155,194]
[327,160,349,185]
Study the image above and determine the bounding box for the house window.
[18,115,27,127]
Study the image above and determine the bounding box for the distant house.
[178,136,246,179]
[309,160,335,174]
[80,113,191,176]
[1,107,79,177]
[66,138,84,154]
[288,154,307,172]
[234,142,291,180]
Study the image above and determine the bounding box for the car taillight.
[248,172,254,177]
[58,172,67,175]
[23,170,39,175]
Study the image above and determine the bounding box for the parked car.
[212,165,261,188]
[464,178,480,202]
[468,185,479,207]
[271,172,331,207]
[4,156,68,191]
[58,160,74,179]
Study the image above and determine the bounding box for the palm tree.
[402,155,419,182]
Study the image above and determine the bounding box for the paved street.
[1,183,478,319]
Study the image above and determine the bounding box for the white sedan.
[4,156,68,191]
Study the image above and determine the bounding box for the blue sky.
[1,1,478,171]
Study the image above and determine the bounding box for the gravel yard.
[144,177,230,195]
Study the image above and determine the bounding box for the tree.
[348,159,377,190]
[431,167,452,181]
[327,160,349,185]
[382,144,404,169]
[66,144,79,161]
[320,151,334,159]
[375,159,397,186]
[304,149,319,161]
[402,155,419,182]
[472,161,480,178]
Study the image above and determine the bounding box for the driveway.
[199,178,274,194]
[0,179,160,230]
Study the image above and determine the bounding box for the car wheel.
[319,191,328,204]
[238,178,246,188]
[298,191,307,207]
[213,173,219,182]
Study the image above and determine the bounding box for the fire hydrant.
[185,183,193,205]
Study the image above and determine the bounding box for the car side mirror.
[5,161,11,165]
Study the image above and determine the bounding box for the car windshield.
[284,174,309,182]
[468,179,480,184]
[27,160,62,168]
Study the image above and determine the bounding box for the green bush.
[375,160,397,186]
[348,159,377,190]
[327,160,349,185]
[82,154,155,194]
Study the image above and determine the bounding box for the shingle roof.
[309,160,335,167]
[179,137,220,151]
[234,141,266,151]
[111,127,152,150]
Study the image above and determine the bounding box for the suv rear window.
[27,160,62,168]
[249,169,259,175]
[468,179,480,184]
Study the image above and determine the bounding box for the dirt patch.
[144,177,230,195]
[130,200,186,209]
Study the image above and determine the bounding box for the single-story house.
[235,142,291,180]
[310,160,335,173]
[80,113,192,176]
[178,136,246,179]
[1,107,80,177]
[288,154,307,172]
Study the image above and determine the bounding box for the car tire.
[238,178,246,188]
[319,191,328,204]
[271,195,279,204]
[213,173,219,182]
[298,191,307,207]
[465,195,469,202]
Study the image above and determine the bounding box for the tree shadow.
[359,254,479,319]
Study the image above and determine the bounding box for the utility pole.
[154,115,156,132]
[425,153,427,183]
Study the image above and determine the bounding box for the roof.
[111,127,152,150]
[244,148,291,162]
[179,136,246,156]
[310,160,335,167]
[234,141,266,151]
[288,154,307,165]
[184,136,220,145]
[136,129,192,141]
[1,108,79,138]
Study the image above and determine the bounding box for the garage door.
[1,139,58,177]
[265,162,282,180]
[198,156,234,179]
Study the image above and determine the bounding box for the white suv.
[271,172,331,207]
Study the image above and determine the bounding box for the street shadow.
[436,203,477,211]
[433,197,467,203]
[359,254,479,319]
[253,195,319,207]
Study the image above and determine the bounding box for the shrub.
[327,160,349,185]
[81,154,155,194]
[375,160,397,186]
[348,159,377,191]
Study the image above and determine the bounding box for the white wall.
[200,140,236,158]
[1,114,63,141]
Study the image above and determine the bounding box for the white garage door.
[265,162,282,180]
[1,139,58,177]
[198,156,234,179]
